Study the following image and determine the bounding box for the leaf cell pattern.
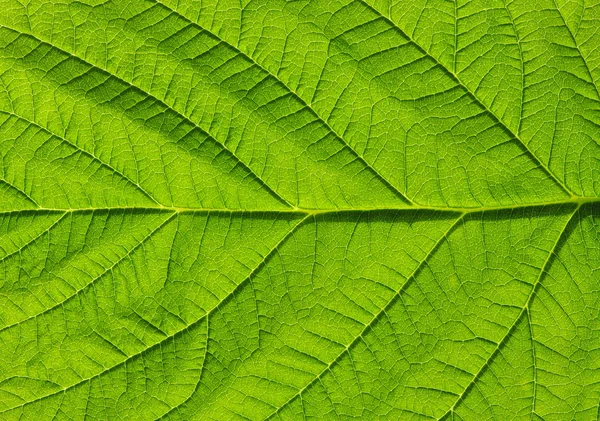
[0,0,598,420]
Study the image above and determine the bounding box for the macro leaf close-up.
[0,0,599,419]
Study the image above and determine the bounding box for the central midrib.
[2,196,598,216]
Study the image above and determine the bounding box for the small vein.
[0,211,176,334]
[0,178,40,208]
[152,0,414,206]
[439,203,581,419]
[356,0,575,198]
[527,307,538,420]
[501,0,526,136]
[0,110,162,207]
[550,0,600,100]
[0,213,309,414]
[0,25,295,210]
[0,210,67,264]
[265,211,465,419]
[153,316,210,421]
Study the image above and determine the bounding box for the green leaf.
[0,0,598,420]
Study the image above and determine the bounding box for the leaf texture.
[0,0,598,420]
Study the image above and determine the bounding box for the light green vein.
[0,211,176,334]
[153,0,414,206]
[0,178,39,207]
[0,210,66,264]
[0,196,597,215]
[502,0,526,136]
[155,312,211,421]
[439,203,581,420]
[0,213,309,415]
[0,110,162,206]
[526,304,538,419]
[0,25,295,210]
[264,211,465,419]
[550,0,600,100]
[357,0,576,198]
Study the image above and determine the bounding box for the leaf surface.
[0,0,598,420]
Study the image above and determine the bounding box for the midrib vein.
[1,196,598,216]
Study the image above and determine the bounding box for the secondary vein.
[0,213,309,415]
[264,212,465,419]
[438,202,581,419]
[355,0,576,198]
[0,25,296,210]
[153,0,414,206]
